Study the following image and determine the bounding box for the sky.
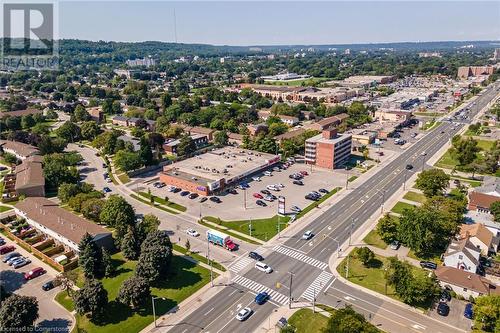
[58,1,500,45]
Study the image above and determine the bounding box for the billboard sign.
[278,196,285,216]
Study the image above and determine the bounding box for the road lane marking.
[232,275,289,305]
[273,245,328,270]
[204,307,215,316]
[300,271,334,302]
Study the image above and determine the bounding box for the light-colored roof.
[15,156,45,190]
[444,237,480,265]
[475,176,500,197]
[0,140,39,158]
[435,266,496,295]
[15,197,111,245]
[460,224,494,248]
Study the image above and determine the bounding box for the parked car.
[252,176,261,182]
[440,290,451,303]
[102,187,112,193]
[42,280,56,291]
[293,180,304,186]
[0,238,5,246]
[255,291,269,305]
[24,267,46,280]
[8,256,23,265]
[209,196,221,203]
[2,251,20,263]
[153,182,161,188]
[290,206,302,213]
[256,200,267,207]
[319,188,328,194]
[389,241,400,250]
[300,171,309,176]
[228,189,238,195]
[263,195,274,202]
[249,251,264,261]
[186,228,200,237]
[255,261,273,273]
[253,193,263,199]
[266,185,279,191]
[13,258,31,269]
[172,187,181,193]
[420,261,437,270]
[260,189,271,195]
[235,307,253,321]
[188,193,199,199]
[0,245,15,255]
[180,191,190,196]
[273,167,281,172]
[264,171,272,176]
[464,303,474,319]
[302,230,314,240]
[199,197,208,203]
[437,302,449,316]
[276,183,284,188]
[305,194,319,201]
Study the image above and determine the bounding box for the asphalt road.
[165,82,500,333]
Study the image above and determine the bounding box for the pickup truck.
[207,229,237,251]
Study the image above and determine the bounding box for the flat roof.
[163,146,279,184]
[306,132,352,145]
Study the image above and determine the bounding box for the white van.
[255,261,273,273]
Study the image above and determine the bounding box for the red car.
[0,245,15,255]
[24,267,46,280]
[253,193,263,199]
[300,171,309,176]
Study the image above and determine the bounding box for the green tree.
[78,233,103,279]
[81,198,105,222]
[490,201,500,222]
[376,214,399,243]
[74,279,108,321]
[214,130,229,146]
[450,136,480,166]
[121,226,141,260]
[176,134,197,156]
[0,294,38,331]
[323,306,378,333]
[101,247,115,277]
[414,168,450,197]
[74,105,91,122]
[99,194,135,239]
[473,295,500,332]
[80,121,101,140]
[135,230,173,283]
[43,154,79,188]
[117,276,151,310]
[356,247,375,266]
[139,138,154,166]
[114,150,143,171]
[55,121,81,142]
[21,114,35,129]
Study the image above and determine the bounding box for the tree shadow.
[0,270,27,293]
[93,300,133,325]
[37,318,72,333]
[366,258,383,269]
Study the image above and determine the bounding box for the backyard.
[56,252,212,333]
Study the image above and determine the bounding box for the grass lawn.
[204,215,289,242]
[117,173,130,184]
[390,201,415,214]
[199,218,260,245]
[337,251,432,310]
[402,191,426,204]
[288,308,329,333]
[363,229,387,249]
[130,194,180,215]
[173,243,226,272]
[55,291,75,312]
[413,112,442,117]
[138,192,186,212]
[450,176,482,188]
[348,176,358,182]
[64,253,213,333]
[0,205,12,212]
[435,150,458,169]
[407,249,443,265]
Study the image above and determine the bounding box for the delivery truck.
[207,229,237,251]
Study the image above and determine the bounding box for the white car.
[266,185,279,191]
[302,230,314,240]
[264,171,272,176]
[290,206,301,213]
[186,229,200,237]
[252,176,261,182]
[235,307,253,321]
[263,195,274,202]
[276,183,284,188]
[255,261,273,273]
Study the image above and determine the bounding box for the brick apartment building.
[305,128,352,169]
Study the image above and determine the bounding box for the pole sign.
[278,196,285,216]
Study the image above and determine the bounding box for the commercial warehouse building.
[159,147,280,195]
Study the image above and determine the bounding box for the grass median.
[138,192,186,212]
[173,243,226,272]
[296,187,341,219]
[130,194,180,215]
[202,216,283,243]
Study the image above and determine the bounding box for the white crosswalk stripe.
[232,275,289,305]
[300,271,334,302]
[273,245,329,270]
[228,257,254,273]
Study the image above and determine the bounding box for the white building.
[443,238,481,273]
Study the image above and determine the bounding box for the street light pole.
[312,287,316,313]
[152,296,166,327]
[349,218,355,246]
[288,271,294,309]
[403,170,407,190]
[207,238,213,287]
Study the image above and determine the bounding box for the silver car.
[235,307,253,321]
[13,258,31,269]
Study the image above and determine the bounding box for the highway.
[163,82,500,333]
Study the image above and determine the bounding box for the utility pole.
[312,287,316,313]
[403,171,407,190]
[349,219,355,246]
[288,271,294,309]
[345,169,349,190]
[345,253,350,279]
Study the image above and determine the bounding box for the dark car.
[256,200,267,207]
[188,193,199,199]
[420,261,437,270]
[0,245,15,255]
[180,191,190,196]
[440,290,451,303]
[199,197,208,203]
[305,194,319,201]
[0,238,5,246]
[209,196,221,203]
[42,281,55,291]
[464,303,473,319]
[172,187,181,193]
[405,164,413,170]
[229,189,238,195]
[255,291,269,305]
[292,180,303,186]
[2,251,20,263]
[319,188,328,194]
[437,302,449,316]
[260,189,271,195]
[249,251,264,261]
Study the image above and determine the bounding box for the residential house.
[163,134,208,156]
[0,108,43,119]
[184,126,217,142]
[443,237,481,273]
[87,107,104,123]
[0,140,39,160]
[247,123,268,137]
[111,115,129,127]
[14,197,114,253]
[14,156,45,197]
[435,266,498,298]
[273,128,306,144]
[459,224,498,255]
[306,113,349,131]
[257,111,299,126]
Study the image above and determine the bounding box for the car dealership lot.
[0,237,73,332]
[147,163,347,220]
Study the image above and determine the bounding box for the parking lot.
[0,236,73,332]
[427,298,472,331]
[146,163,349,220]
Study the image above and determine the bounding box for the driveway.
[427,298,472,331]
[0,237,73,332]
